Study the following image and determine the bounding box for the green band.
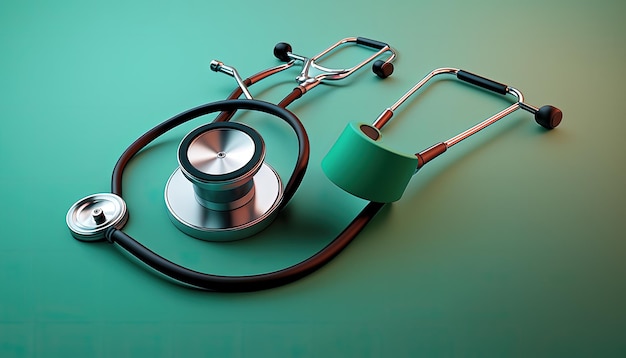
[321,122,418,202]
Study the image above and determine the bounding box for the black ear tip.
[372,60,394,79]
[273,42,292,62]
[535,105,563,129]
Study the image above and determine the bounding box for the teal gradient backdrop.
[1,0,625,356]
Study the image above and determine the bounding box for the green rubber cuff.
[321,122,418,202]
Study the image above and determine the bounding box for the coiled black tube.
[108,98,383,291]
[111,99,308,208]
[106,201,383,292]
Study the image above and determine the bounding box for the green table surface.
[2,0,625,356]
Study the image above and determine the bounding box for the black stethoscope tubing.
[105,98,383,292]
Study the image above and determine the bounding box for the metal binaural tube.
[443,86,535,148]
[210,60,254,100]
[372,69,542,148]
[286,37,397,91]
[388,68,458,113]
[373,68,459,130]
[443,102,520,148]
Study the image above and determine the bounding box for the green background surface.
[1,0,625,356]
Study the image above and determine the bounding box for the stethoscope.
[66,39,562,292]
[66,37,397,291]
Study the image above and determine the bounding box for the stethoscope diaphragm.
[66,193,128,241]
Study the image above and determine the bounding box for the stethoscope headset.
[66,37,562,292]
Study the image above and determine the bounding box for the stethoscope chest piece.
[66,193,129,241]
[165,121,283,241]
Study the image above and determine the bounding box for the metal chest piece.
[66,193,129,241]
[165,121,282,241]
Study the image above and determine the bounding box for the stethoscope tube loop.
[111,99,309,210]
[103,97,391,291]
[69,36,401,291]
[105,201,385,292]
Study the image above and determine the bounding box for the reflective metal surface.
[66,193,128,241]
[178,123,266,214]
[371,67,546,149]
[443,87,533,148]
[305,37,397,81]
[186,128,256,176]
[444,103,520,147]
[211,37,397,97]
[164,163,283,241]
[210,60,254,100]
[373,68,458,129]
[293,37,396,92]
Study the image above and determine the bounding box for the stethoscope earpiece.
[372,60,394,79]
[273,42,293,62]
[535,105,563,129]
